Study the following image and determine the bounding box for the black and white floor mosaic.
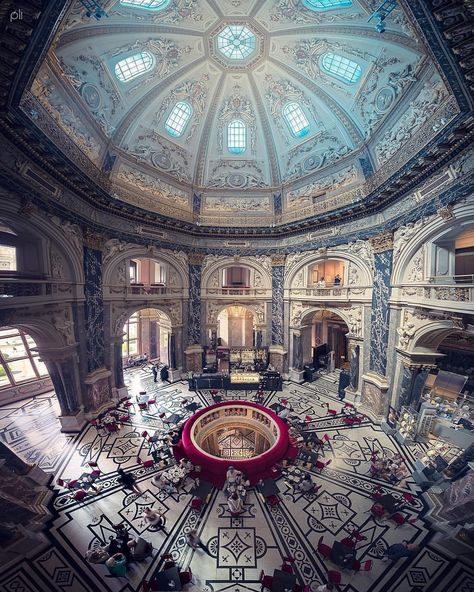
[0,370,473,592]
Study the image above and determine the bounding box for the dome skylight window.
[227,119,246,154]
[303,0,352,10]
[283,102,310,138]
[120,0,171,10]
[321,52,362,83]
[114,51,154,82]
[217,26,256,60]
[165,101,193,137]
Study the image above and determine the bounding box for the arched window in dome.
[321,52,362,83]
[303,0,352,10]
[282,102,310,138]
[120,0,170,10]
[165,101,193,137]
[114,51,154,82]
[227,119,246,154]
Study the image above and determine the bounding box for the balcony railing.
[106,284,185,297]
[428,274,474,284]
[203,287,271,297]
[0,278,75,300]
[400,284,474,302]
[287,286,370,299]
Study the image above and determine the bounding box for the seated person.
[142,507,167,531]
[179,458,194,473]
[278,407,290,420]
[105,553,127,577]
[333,546,356,568]
[151,474,176,494]
[383,541,419,562]
[137,392,149,404]
[127,537,153,561]
[228,492,244,514]
[84,546,109,564]
[158,458,169,470]
[225,466,238,488]
[117,468,141,494]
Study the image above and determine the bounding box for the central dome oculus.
[217,25,256,61]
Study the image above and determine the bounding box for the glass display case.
[396,406,418,444]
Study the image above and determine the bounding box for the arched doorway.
[122,308,172,365]
[217,306,254,347]
[301,310,349,370]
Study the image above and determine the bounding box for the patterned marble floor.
[0,371,473,592]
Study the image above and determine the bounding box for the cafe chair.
[138,402,149,412]
[340,537,356,548]
[118,414,131,424]
[105,422,119,433]
[158,413,172,428]
[137,456,154,469]
[371,486,383,501]
[71,489,88,501]
[351,559,373,572]
[281,556,295,573]
[368,503,385,519]
[89,419,107,437]
[259,570,273,592]
[87,460,100,471]
[123,399,135,412]
[190,497,203,512]
[327,407,338,416]
[402,492,416,505]
[57,478,79,490]
[317,536,332,560]
[348,529,367,543]
[328,570,342,585]
[315,459,332,472]
[147,398,157,410]
[266,495,281,507]
[390,512,417,527]
[179,567,193,586]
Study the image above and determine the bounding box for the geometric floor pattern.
[0,370,473,592]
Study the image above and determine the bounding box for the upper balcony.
[286,286,372,302]
[394,274,474,313]
[0,276,80,308]
[105,284,187,300]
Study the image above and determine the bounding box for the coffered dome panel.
[25,0,458,228]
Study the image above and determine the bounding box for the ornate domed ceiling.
[24,0,458,227]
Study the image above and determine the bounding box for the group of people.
[85,522,153,576]
[370,452,408,483]
[316,274,342,288]
[225,466,250,514]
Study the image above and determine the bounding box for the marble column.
[111,336,125,390]
[392,351,438,411]
[361,232,393,420]
[39,346,86,432]
[270,255,287,373]
[169,333,177,369]
[185,253,204,372]
[83,234,113,412]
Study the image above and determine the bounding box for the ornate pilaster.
[271,254,286,346]
[368,231,393,377]
[111,334,127,398]
[188,252,204,346]
[392,350,438,411]
[344,337,363,402]
[83,242,105,373]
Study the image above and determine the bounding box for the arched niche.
[217,305,255,348]
[0,213,83,283]
[392,199,474,286]
[202,256,272,292]
[102,243,188,290]
[284,250,372,291]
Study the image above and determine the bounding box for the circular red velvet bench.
[175,401,293,487]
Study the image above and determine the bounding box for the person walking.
[383,541,419,562]
[186,529,212,556]
[160,365,171,384]
[117,468,141,494]
[152,363,158,382]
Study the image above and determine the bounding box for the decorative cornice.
[369,231,394,253]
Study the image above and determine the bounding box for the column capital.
[369,231,393,252]
[38,345,79,363]
[271,254,286,266]
[189,253,205,265]
[83,230,106,251]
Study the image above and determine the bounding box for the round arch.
[294,305,353,333]
[407,319,465,355]
[202,256,272,291]
[284,250,372,290]
[112,303,173,337]
[207,301,265,326]
[102,244,189,289]
[392,198,474,285]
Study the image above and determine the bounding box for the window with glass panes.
[165,102,193,137]
[114,51,154,82]
[282,102,310,137]
[321,52,362,83]
[228,120,246,154]
[0,327,48,388]
[122,313,139,357]
[304,0,352,10]
[120,0,170,9]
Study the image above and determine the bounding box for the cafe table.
[257,478,280,498]
[191,479,213,500]
[153,566,182,590]
[271,568,297,592]
[378,493,402,514]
